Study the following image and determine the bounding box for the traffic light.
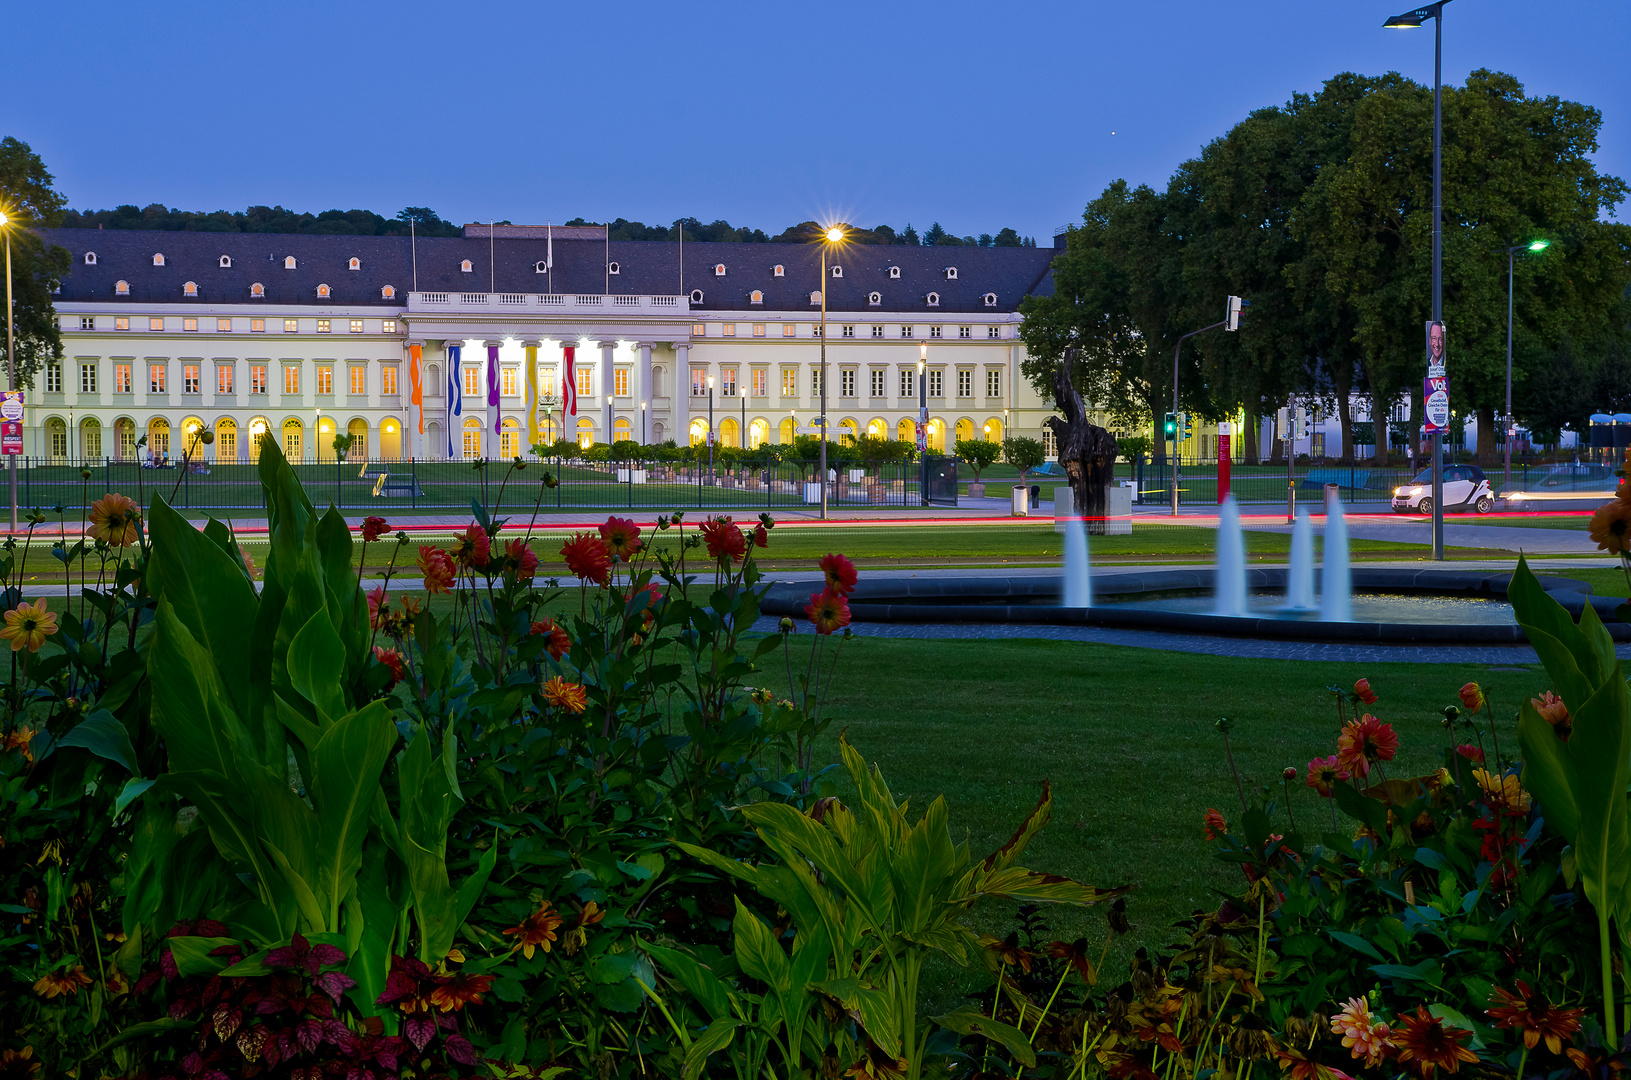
[1182,414,1194,440]
[1225,295,1247,331]
[1164,412,1177,437]
[1301,408,1314,438]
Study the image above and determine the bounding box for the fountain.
[1286,508,1316,610]
[1062,515,1091,608]
[1213,495,1247,617]
[1320,492,1353,622]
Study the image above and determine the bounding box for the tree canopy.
[0,136,70,390]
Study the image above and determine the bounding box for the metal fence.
[2,456,961,514]
[1125,456,1585,507]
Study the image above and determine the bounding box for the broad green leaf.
[263,837,328,932]
[288,610,348,725]
[1565,671,1631,929]
[731,898,792,995]
[55,709,139,773]
[309,701,397,929]
[1518,699,1582,842]
[931,1007,1036,1068]
[853,986,902,1060]
[167,936,241,977]
[114,777,155,817]
[645,943,734,1023]
[683,1018,742,1080]
[345,840,398,1028]
[975,779,1053,875]
[1327,929,1387,962]
[148,601,249,782]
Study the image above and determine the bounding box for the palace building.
[30,223,1065,463]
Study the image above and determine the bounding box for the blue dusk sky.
[9,0,1628,239]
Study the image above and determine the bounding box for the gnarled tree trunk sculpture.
[1044,347,1120,535]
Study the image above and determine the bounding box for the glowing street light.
[1502,238,1551,493]
[818,223,848,519]
[0,208,15,529]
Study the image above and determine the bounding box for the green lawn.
[1454,512,1600,531]
[750,634,1538,1009]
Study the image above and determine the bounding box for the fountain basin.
[760,570,1629,644]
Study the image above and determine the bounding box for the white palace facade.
[27,224,1065,464]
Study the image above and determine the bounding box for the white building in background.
[31,224,1065,463]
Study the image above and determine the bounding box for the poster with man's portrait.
[1425,320,1446,373]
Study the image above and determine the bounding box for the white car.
[1499,464,1616,511]
[1391,465,1494,514]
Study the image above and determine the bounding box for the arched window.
[750,290,763,304]
[868,291,881,306]
[690,289,704,303]
[983,292,998,307]
[183,281,198,296]
[945,267,958,280]
[215,417,238,461]
[282,418,303,461]
[462,417,483,459]
[613,416,632,444]
[460,259,473,273]
[84,252,97,265]
[115,280,130,296]
[773,265,785,277]
[284,256,297,269]
[81,417,102,458]
[926,292,940,307]
[381,285,396,299]
[218,255,232,268]
[152,253,166,267]
[316,283,331,299]
[534,261,548,273]
[576,416,596,450]
[808,291,821,305]
[348,257,361,270]
[714,263,727,277]
[500,417,521,459]
[46,417,67,461]
[608,261,620,275]
[830,265,843,278]
[888,266,901,279]
[347,418,369,461]
[250,282,265,297]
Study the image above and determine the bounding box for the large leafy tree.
[0,136,69,391]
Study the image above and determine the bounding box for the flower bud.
[778,617,795,634]
[1282,767,1297,782]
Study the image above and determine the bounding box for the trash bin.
[1011,485,1029,517]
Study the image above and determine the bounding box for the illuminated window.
[750,291,763,304]
[149,364,166,393]
[781,324,795,338]
[316,319,331,334]
[317,365,334,395]
[184,318,198,332]
[381,365,398,395]
[613,368,628,397]
[284,256,297,269]
[714,263,726,277]
[870,369,885,397]
[773,265,784,277]
[349,365,366,396]
[183,364,200,394]
[987,370,1002,397]
[149,317,164,331]
[218,365,233,394]
[1042,426,1057,458]
[753,324,765,337]
[692,369,706,397]
[460,259,473,273]
[45,364,61,393]
[115,364,132,393]
[812,324,822,337]
[115,280,130,295]
[284,319,298,333]
[153,253,166,267]
[250,283,265,298]
[752,368,767,396]
[81,363,97,393]
[899,368,914,396]
[692,323,706,336]
[382,319,396,333]
[284,366,300,394]
[183,281,198,297]
[381,286,396,301]
[957,370,971,397]
[349,320,363,334]
[502,366,518,396]
[465,367,481,397]
[781,368,797,395]
[348,257,361,270]
[722,368,737,396]
[722,324,736,337]
[115,317,129,331]
[250,365,267,394]
[462,418,483,458]
[218,318,232,332]
[576,366,592,397]
[251,318,265,333]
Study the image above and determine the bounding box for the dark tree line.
[568,216,1035,247]
[1019,69,1631,465]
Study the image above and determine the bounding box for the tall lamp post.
[641,400,647,444]
[818,225,847,519]
[1385,0,1453,559]
[918,344,928,503]
[707,375,715,485]
[1,210,15,530]
[1503,239,1549,494]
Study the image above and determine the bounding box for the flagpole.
[410,219,417,292]
[490,220,495,293]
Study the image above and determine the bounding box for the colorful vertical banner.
[562,346,577,416]
[525,345,541,446]
[487,345,501,437]
[446,344,462,458]
[1,391,23,456]
[409,344,424,434]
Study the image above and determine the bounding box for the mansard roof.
[43,228,1056,314]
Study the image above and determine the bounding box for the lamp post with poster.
[0,209,17,530]
[818,224,847,519]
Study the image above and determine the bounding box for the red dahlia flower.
[418,546,456,594]
[373,646,406,684]
[598,516,643,560]
[701,516,747,562]
[1306,755,1348,797]
[805,588,852,635]
[1353,677,1377,705]
[1336,714,1398,779]
[1202,808,1229,840]
[819,553,858,595]
[561,533,612,585]
[452,524,490,568]
[505,538,538,581]
[530,617,570,660]
[360,516,390,542]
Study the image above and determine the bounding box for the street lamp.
[1502,239,1550,494]
[641,400,647,444]
[918,344,928,502]
[0,209,15,529]
[818,224,847,519]
[1385,0,1453,558]
[707,374,715,485]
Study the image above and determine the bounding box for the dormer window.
[284,256,297,269]
[250,282,265,298]
[926,292,941,307]
[183,281,198,297]
[381,285,396,300]
[809,291,822,305]
[983,292,998,307]
[830,266,843,278]
[115,280,130,296]
[348,257,361,270]
[773,265,785,277]
[868,291,881,306]
[84,252,97,265]
[945,267,958,280]
[316,283,331,299]
[218,255,232,268]
[534,261,548,273]
[887,266,901,279]
[608,261,620,275]
[750,290,763,304]
[460,259,473,273]
[152,253,166,267]
[687,289,705,304]
[714,263,727,277]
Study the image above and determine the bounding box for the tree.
[1002,436,1046,489]
[901,224,920,246]
[953,439,1001,481]
[0,137,69,391]
[993,228,1023,247]
[922,222,948,246]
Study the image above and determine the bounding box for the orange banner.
[409,344,423,433]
